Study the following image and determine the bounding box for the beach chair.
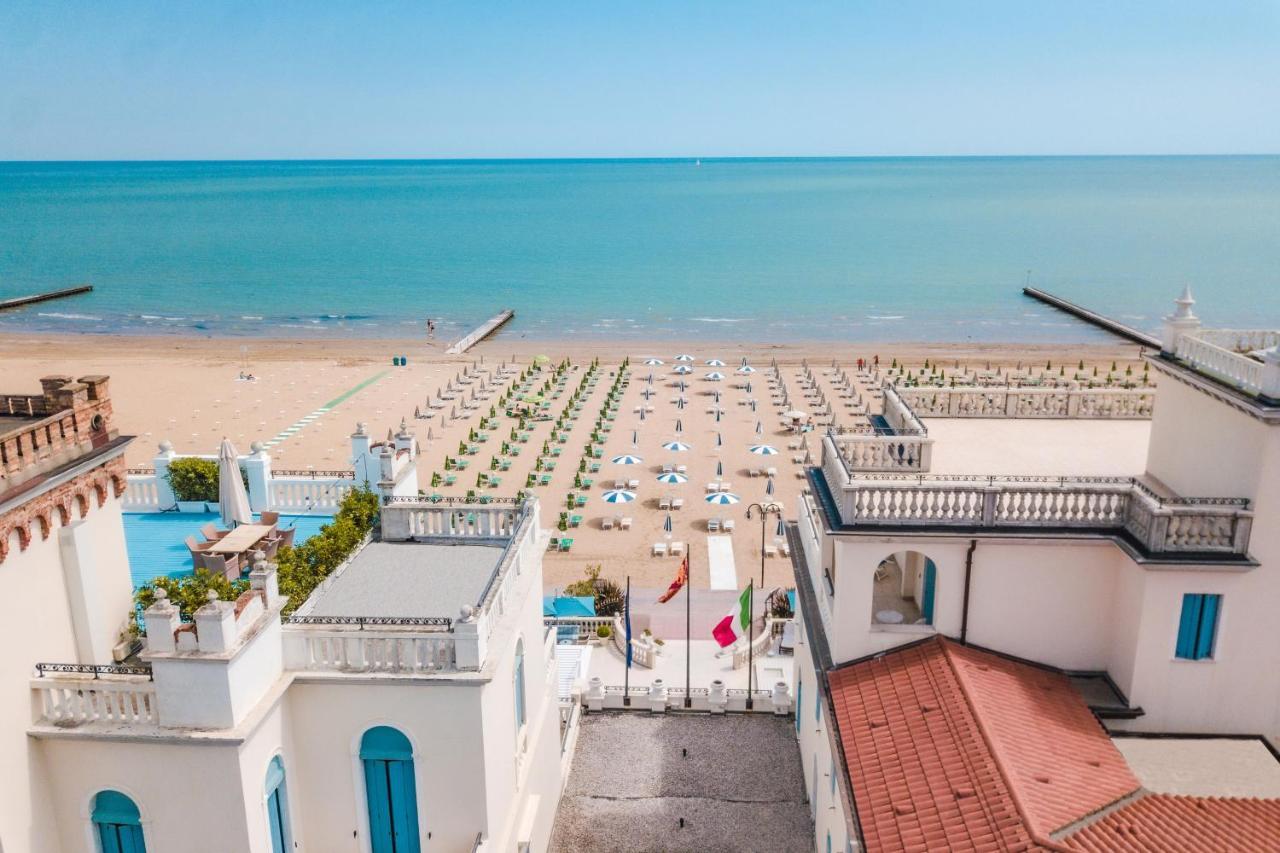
[778,539,791,558]
[707,518,721,533]
[676,465,687,474]
[723,519,735,533]
[627,479,640,490]
[766,467,777,478]
[652,542,667,557]
[539,474,552,486]
[575,495,587,507]
[620,517,632,530]
[670,541,685,556]
[569,514,583,528]
[671,498,684,510]
[658,496,671,510]
[601,517,615,530]
[719,482,732,492]
[614,480,626,491]
[764,543,779,558]
[662,463,674,474]
[548,537,560,551]
[559,538,573,552]
[706,482,718,493]
[748,468,760,478]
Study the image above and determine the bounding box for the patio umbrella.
[706,358,726,366]
[217,438,253,527]
[749,444,779,455]
[643,358,664,366]
[675,354,694,361]
[602,489,637,504]
[662,441,691,451]
[705,492,741,505]
[716,460,723,477]
[657,472,689,484]
[611,454,644,465]
[674,365,693,375]
[706,371,725,381]
[765,478,775,496]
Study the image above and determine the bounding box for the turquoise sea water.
[1,157,1277,343]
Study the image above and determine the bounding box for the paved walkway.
[551,713,813,853]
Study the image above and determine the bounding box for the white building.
[3,380,564,853]
[791,292,1280,851]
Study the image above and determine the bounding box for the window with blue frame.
[360,726,421,853]
[92,790,146,853]
[265,756,291,853]
[1175,594,1221,660]
[514,637,527,734]
[815,687,822,723]
[796,678,802,734]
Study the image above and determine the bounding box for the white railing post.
[153,441,177,509]
[243,441,272,512]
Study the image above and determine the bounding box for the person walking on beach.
[426,318,436,338]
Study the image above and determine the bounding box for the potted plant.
[165,457,220,512]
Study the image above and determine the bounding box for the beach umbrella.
[765,478,775,496]
[776,516,786,537]
[745,382,753,393]
[749,444,779,455]
[675,420,684,434]
[705,492,741,505]
[706,371,725,381]
[715,409,722,422]
[755,421,763,435]
[673,365,693,375]
[736,365,757,374]
[716,460,723,477]
[664,513,673,535]
[662,441,691,452]
[657,472,688,484]
[217,438,253,527]
[533,355,551,366]
[677,398,685,410]
[602,489,637,504]
[784,409,808,420]
[706,359,726,366]
[632,429,638,445]
[643,358,664,366]
[750,400,757,412]
[611,454,644,465]
[716,432,723,447]
[675,354,694,361]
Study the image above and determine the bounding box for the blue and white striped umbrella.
[706,358,726,366]
[602,489,637,503]
[657,472,688,484]
[611,454,644,465]
[662,440,691,451]
[674,354,694,362]
[749,444,779,455]
[643,358,664,365]
[736,365,757,374]
[704,492,741,505]
[705,371,726,381]
[673,365,693,375]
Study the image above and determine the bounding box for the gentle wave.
[38,312,102,321]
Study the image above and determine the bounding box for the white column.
[1161,285,1201,353]
[243,441,272,512]
[153,440,177,509]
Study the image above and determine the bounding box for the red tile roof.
[827,638,1280,852]
[1066,794,1280,853]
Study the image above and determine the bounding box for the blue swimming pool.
[123,512,333,588]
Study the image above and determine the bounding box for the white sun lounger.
[620,517,632,530]
[658,496,671,510]
[670,541,685,556]
[707,518,721,532]
[723,519,735,533]
[671,498,684,510]
[652,542,667,557]
[601,517,614,530]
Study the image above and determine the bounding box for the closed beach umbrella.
[602,489,637,504]
[776,516,786,537]
[755,421,763,435]
[705,492,741,505]
[749,444,779,456]
[675,354,694,362]
[675,420,684,434]
[745,382,753,394]
[765,478,775,496]
[716,460,723,477]
[632,429,638,446]
[640,408,647,421]
[713,390,721,403]
[662,441,691,451]
[611,454,644,465]
[750,400,757,412]
[657,472,689,484]
[663,514,674,535]
[217,438,253,527]
[677,398,685,410]
[715,409,722,422]
[716,432,723,447]
[706,359,726,366]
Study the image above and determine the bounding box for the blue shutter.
[1175,594,1203,659]
[361,726,420,853]
[514,639,527,731]
[921,560,937,623]
[365,760,394,853]
[796,680,802,733]
[388,759,421,853]
[266,756,289,853]
[1195,595,1220,660]
[267,788,285,853]
[93,791,145,853]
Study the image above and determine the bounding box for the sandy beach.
[0,330,1146,592]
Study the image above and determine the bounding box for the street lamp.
[746,501,783,587]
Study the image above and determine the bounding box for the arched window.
[265,756,291,853]
[872,551,937,628]
[92,790,146,853]
[360,727,421,853]
[514,637,527,733]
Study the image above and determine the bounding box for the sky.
[2,1,1278,160]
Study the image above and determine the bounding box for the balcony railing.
[1172,331,1279,400]
[32,670,158,727]
[829,431,932,473]
[833,473,1252,557]
[894,386,1154,419]
[283,627,459,674]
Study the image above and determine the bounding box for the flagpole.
[746,579,755,710]
[685,554,692,709]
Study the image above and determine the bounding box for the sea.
[1,157,1277,343]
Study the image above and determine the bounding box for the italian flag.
[712,587,751,648]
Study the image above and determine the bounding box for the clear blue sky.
[2,0,1277,159]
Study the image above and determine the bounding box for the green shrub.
[135,569,250,628]
[596,623,612,639]
[165,457,220,503]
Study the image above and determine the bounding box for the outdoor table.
[205,524,272,555]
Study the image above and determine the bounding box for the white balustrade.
[122,474,161,510]
[32,677,158,726]
[1173,334,1265,397]
[895,387,1154,419]
[831,433,933,473]
[382,502,526,540]
[269,477,352,514]
[284,628,459,674]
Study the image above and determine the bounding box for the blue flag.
[624,583,633,670]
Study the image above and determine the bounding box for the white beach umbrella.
[217,437,253,527]
[662,441,691,452]
[643,358,664,366]
[784,409,808,420]
[705,371,726,381]
[736,365,757,374]
[704,492,741,505]
[673,365,693,375]
[602,489,637,504]
[674,354,694,362]
[706,359,726,366]
[749,444,779,455]
[657,472,689,484]
[611,454,644,465]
